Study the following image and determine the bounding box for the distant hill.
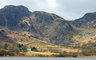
[71,12,96,28]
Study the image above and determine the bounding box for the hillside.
[0,5,31,30]
[70,12,96,46]
[0,5,96,56]
[27,11,77,46]
[0,5,77,46]
[71,12,96,28]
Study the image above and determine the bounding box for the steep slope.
[28,11,76,46]
[1,5,96,56]
[0,5,77,46]
[0,5,75,45]
[72,12,96,28]
[0,5,31,30]
[69,12,96,48]
[0,29,17,45]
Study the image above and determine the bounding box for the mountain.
[29,11,76,46]
[1,5,96,56]
[0,5,31,30]
[69,12,96,49]
[0,5,76,46]
[1,5,96,47]
[72,12,96,28]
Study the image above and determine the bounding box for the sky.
[0,0,96,20]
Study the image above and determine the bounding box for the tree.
[4,43,8,49]
[22,46,27,52]
[31,47,37,51]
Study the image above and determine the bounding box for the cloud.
[0,0,96,20]
[56,0,96,20]
[46,0,57,9]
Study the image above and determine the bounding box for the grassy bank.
[25,51,59,57]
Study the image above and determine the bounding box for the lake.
[0,57,96,60]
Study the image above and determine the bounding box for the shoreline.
[0,56,96,58]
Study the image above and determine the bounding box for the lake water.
[0,57,96,60]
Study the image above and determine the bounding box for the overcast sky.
[0,0,96,20]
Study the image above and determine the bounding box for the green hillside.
[0,5,96,56]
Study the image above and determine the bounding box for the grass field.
[25,51,59,56]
